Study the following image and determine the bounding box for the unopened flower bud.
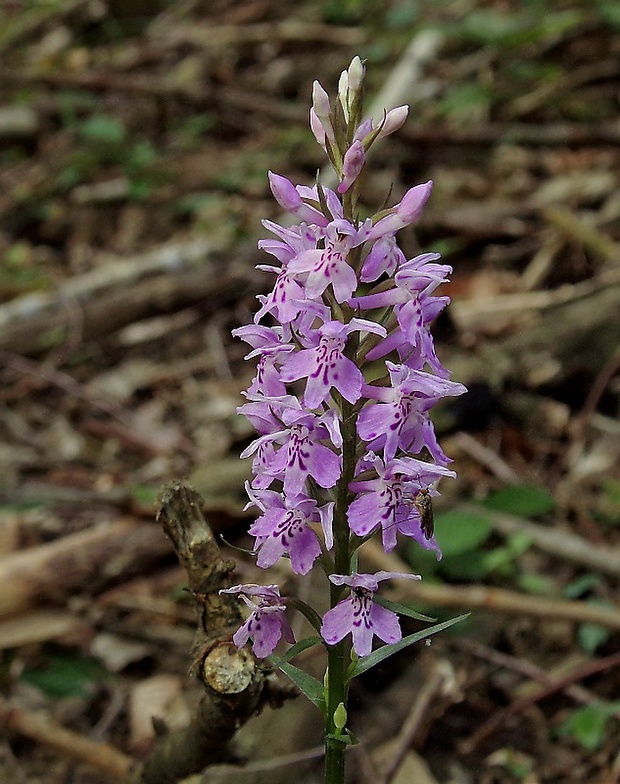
[347,56,364,97]
[338,56,365,122]
[310,108,326,148]
[367,180,433,240]
[338,140,366,194]
[268,171,329,226]
[378,105,409,138]
[312,80,331,120]
[334,702,348,730]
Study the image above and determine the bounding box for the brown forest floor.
[1,1,620,783]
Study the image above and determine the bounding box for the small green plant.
[20,651,109,700]
[55,113,164,199]
[556,702,620,751]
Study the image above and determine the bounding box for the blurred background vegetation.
[0,1,619,782]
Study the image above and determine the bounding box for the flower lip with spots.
[220,584,295,658]
[320,571,420,658]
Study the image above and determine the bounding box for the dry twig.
[0,697,133,780]
[0,519,171,619]
[461,650,620,753]
[380,660,457,784]
[469,503,620,578]
[128,481,295,784]
[362,541,620,631]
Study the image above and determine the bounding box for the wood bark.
[0,520,171,619]
[129,481,295,784]
[0,238,258,355]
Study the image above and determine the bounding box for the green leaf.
[326,729,357,746]
[517,573,555,595]
[434,510,492,556]
[478,535,532,576]
[78,115,126,144]
[598,479,620,525]
[268,656,325,713]
[483,485,556,517]
[287,598,323,633]
[348,614,469,679]
[373,595,436,623]
[130,485,158,506]
[449,8,529,45]
[440,550,492,580]
[596,0,620,30]
[439,83,491,119]
[556,702,620,751]
[277,636,323,663]
[564,574,601,600]
[20,653,108,699]
[578,623,609,655]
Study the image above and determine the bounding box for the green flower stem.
[325,396,356,784]
[325,151,359,784]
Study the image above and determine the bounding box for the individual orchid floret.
[258,219,321,264]
[241,401,342,496]
[231,324,294,396]
[360,234,407,282]
[266,410,342,495]
[338,140,366,194]
[366,181,433,241]
[246,484,334,573]
[220,584,295,658]
[354,253,453,375]
[255,222,319,323]
[358,361,467,462]
[268,171,329,226]
[354,252,449,310]
[347,452,455,554]
[253,269,307,325]
[287,218,365,303]
[320,571,420,657]
[280,318,386,410]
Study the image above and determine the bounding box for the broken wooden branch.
[0,519,171,619]
[0,238,257,355]
[0,696,134,779]
[448,272,620,387]
[128,481,295,784]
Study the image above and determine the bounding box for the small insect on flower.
[414,488,434,540]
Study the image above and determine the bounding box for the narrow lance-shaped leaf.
[348,614,470,679]
[269,654,326,714]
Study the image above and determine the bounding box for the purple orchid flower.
[287,219,370,303]
[220,584,295,658]
[320,571,420,657]
[338,140,366,194]
[366,181,433,241]
[347,452,455,554]
[268,171,329,226]
[246,484,334,573]
[229,59,465,696]
[358,361,467,462]
[241,399,342,495]
[360,234,407,283]
[232,324,294,397]
[280,318,386,409]
[353,253,453,375]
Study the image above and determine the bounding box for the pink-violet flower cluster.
[223,57,466,661]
